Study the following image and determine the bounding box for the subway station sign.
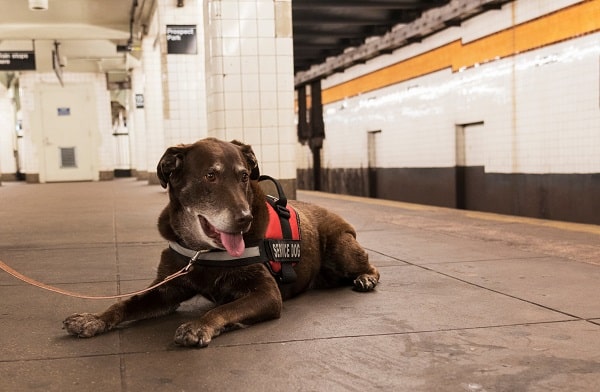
[166,25,197,54]
[0,51,36,70]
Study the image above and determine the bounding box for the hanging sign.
[0,51,36,70]
[166,25,197,54]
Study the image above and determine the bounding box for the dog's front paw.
[353,274,378,292]
[63,313,108,338]
[174,322,215,348]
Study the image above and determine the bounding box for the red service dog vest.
[262,196,301,283]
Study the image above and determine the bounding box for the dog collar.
[168,241,264,267]
[169,241,261,260]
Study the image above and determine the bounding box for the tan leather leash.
[0,258,194,300]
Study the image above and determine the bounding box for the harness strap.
[262,200,299,283]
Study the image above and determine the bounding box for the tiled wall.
[0,0,296,184]
[128,67,148,175]
[0,84,16,177]
[206,0,296,179]
[139,32,167,177]
[128,0,296,181]
[158,0,209,147]
[299,0,600,176]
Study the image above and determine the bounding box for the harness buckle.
[184,259,195,272]
[184,250,205,272]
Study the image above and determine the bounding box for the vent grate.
[60,147,77,168]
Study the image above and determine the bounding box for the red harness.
[263,200,301,279]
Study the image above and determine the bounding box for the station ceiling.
[0,0,152,87]
[292,0,450,74]
[0,0,498,86]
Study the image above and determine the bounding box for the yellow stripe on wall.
[322,0,600,105]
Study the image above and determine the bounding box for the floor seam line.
[0,319,583,364]
[371,248,587,322]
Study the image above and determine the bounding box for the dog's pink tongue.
[220,232,245,257]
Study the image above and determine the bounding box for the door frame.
[455,121,484,209]
[367,129,381,198]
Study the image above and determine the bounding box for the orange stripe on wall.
[322,0,600,105]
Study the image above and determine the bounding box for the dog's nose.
[236,210,253,227]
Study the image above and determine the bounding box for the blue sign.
[57,107,70,116]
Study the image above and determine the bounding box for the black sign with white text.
[0,51,36,70]
[166,25,197,54]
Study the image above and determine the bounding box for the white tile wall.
[301,1,600,176]
[206,0,296,179]
[129,67,148,173]
[159,0,209,148]
[461,0,582,44]
[514,0,582,25]
[511,36,600,173]
[140,35,166,171]
[12,74,36,174]
[2,0,295,182]
[0,84,16,175]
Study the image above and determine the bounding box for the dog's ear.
[230,140,260,180]
[157,145,188,188]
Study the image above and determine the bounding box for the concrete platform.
[1,179,599,391]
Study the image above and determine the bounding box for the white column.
[158,0,209,146]
[141,35,166,184]
[205,0,296,193]
[129,66,148,179]
[0,84,16,181]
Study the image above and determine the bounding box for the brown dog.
[63,138,379,347]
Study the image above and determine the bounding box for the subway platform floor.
[1,179,599,391]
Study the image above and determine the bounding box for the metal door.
[41,85,94,182]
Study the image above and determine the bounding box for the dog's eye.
[240,172,249,183]
[205,172,216,182]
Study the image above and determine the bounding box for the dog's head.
[157,138,260,256]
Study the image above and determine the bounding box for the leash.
[0,176,299,298]
[0,257,194,300]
